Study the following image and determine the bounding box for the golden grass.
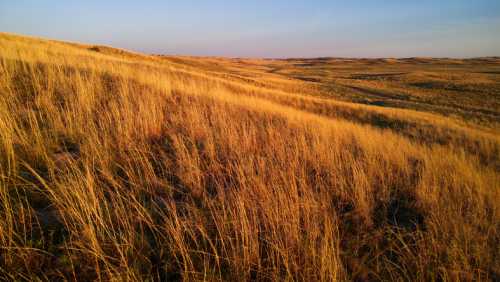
[0,33,499,281]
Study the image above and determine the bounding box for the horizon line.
[4,31,500,61]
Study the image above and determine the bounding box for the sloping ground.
[0,33,499,281]
[257,57,500,129]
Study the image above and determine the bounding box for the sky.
[1,0,499,58]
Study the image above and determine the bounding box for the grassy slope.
[230,57,500,129]
[0,33,499,281]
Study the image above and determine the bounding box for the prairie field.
[0,33,499,281]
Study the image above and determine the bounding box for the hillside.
[0,33,499,281]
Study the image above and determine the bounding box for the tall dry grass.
[0,33,499,281]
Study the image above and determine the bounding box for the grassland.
[0,33,499,281]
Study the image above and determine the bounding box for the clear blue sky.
[1,0,499,58]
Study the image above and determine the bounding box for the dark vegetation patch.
[474,71,500,75]
[346,85,410,101]
[292,63,318,67]
[385,193,425,231]
[294,76,321,83]
[347,72,407,80]
[88,46,101,52]
[367,100,387,106]
[410,81,470,92]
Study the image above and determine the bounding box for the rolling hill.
[0,33,499,281]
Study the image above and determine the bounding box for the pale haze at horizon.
[1,0,499,58]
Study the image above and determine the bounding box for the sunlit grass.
[1,33,499,281]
